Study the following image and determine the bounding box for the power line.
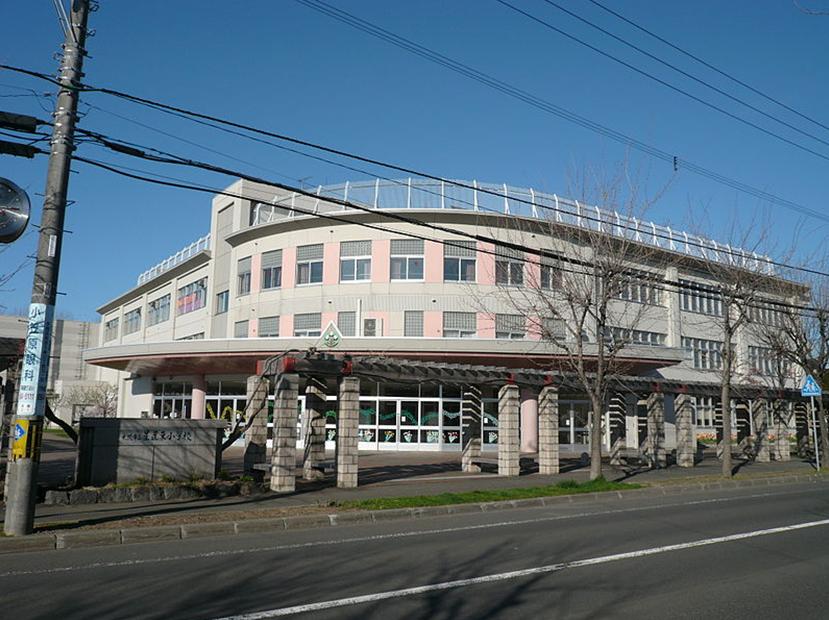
[75,121,829,280]
[588,0,829,134]
[2,56,827,225]
[497,0,829,161]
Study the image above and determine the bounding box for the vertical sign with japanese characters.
[16,302,54,418]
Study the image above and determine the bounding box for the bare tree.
[55,382,119,421]
[485,164,672,480]
[751,269,829,464]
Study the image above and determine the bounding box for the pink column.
[372,239,390,283]
[520,388,539,452]
[191,375,206,420]
[424,311,442,337]
[477,312,496,339]
[282,246,296,289]
[424,240,443,283]
[526,255,541,289]
[478,241,496,285]
[323,242,339,285]
[280,314,293,338]
[250,254,262,294]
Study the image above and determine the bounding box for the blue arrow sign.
[13,423,26,441]
[801,374,823,397]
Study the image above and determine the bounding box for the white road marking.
[214,517,829,619]
[0,486,819,578]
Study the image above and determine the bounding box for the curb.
[1,472,826,555]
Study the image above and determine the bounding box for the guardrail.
[136,234,211,286]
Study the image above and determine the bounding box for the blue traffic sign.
[801,374,823,398]
[13,423,26,440]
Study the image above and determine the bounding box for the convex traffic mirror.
[0,177,30,243]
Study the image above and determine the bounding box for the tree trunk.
[721,381,732,477]
[589,393,603,480]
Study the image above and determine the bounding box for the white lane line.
[0,487,818,578]
[215,517,829,619]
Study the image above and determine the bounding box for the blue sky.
[1,0,827,320]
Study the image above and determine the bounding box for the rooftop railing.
[253,178,774,274]
[136,234,211,286]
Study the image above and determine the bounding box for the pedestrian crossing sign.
[801,374,822,397]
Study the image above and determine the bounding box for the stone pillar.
[715,400,728,461]
[461,385,482,473]
[243,375,270,477]
[752,399,770,463]
[190,374,206,420]
[269,373,298,493]
[608,392,627,466]
[772,399,792,461]
[336,375,360,488]
[675,393,695,467]
[645,392,666,468]
[302,377,327,481]
[538,385,559,474]
[735,400,751,456]
[795,401,811,458]
[498,384,520,476]
[519,389,538,453]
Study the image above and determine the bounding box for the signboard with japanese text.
[16,302,54,418]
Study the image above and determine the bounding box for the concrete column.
[269,373,298,493]
[498,384,520,476]
[243,375,270,477]
[461,385,482,473]
[772,399,792,461]
[715,400,728,461]
[646,392,666,468]
[794,401,811,458]
[190,374,206,420]
[519,388,538,453]
[302,377,327,481]
[752,399,770,463]
[336,375,360,488]
[538,385,559,474]
[674,393,695,467]
[608,392,627,466]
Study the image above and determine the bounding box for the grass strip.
[338,478,642,511]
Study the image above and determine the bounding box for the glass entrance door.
[559,400,591,449]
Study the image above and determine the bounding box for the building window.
[237,257,251,296]
[296,244,324,285]
[609,327,666,347]
[749,345,788,376]
[443,241,476,282]
[404,310,424,337]
[540,262,561,289]
[692,396,716,427]
[262,250,282,290]
[749,301,784,327]
[390,239,424,280]
[338,311,356,337]
[216,290,229,314]
[541,317,567,341]
[340,240,372,282]
[443,312,477,338]
[680,279,723,316]
[259,316,279,338]
[234,320,249,339]
[363,318,381,337]
[294,312,322,337]
[177,332,204,341]
[496,314,525,339]
[123,308,141,336]
[618,270,662,305]
[176,277,207,315]
[682,336,723,370]
[104,317,119,342]
[495,249,523,286]
[147,294,170,326]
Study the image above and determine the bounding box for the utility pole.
[4,0,90,536]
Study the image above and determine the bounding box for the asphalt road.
[2,482,829,620]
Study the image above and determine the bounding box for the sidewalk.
[2,435,822,534]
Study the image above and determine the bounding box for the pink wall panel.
[248,316,258,338]
[525,255,541,290]
[323,242,339,286]
[250,253,262,294]
[279,314,293,338]
[372,239,390,283]
[477,312,496,339]
[424,240,443,283]
[281,246,296,289]
[321,311,337,331]
[478,242,496,285]
[424,310,442,338]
